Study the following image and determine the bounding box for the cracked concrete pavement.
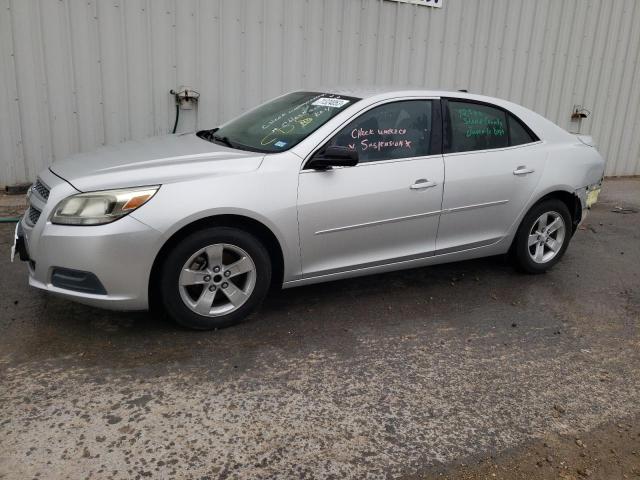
[0,179,638,479]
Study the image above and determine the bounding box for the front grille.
[32,178,50,201]
[27,206,42,226]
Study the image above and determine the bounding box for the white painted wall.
[1,0,639,186]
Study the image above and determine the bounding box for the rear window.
[446,100,539,153]
[447,101,508,153]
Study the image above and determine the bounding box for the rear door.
[435,99,547,253]
[297,99,444,278]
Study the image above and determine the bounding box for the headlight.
[51,186,160,225]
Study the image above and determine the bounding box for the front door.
[297,99,444,278]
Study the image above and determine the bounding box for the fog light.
[51,268,107,295]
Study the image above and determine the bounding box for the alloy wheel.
[527,211,566,264]
[178,243,257,317]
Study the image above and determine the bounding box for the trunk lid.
[573,134,596,147]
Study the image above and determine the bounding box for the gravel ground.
[0,179,638,479]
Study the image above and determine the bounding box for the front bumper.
[21,214,160,310]
[16,169,162,311]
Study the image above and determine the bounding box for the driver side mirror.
[307,145,359,170]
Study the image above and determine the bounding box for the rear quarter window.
[508,113,538,146]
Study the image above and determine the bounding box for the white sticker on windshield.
[311,97,350,108]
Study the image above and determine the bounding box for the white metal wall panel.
[1,0,640,186]
[0,0,24,184]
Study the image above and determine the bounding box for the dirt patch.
[423,416,640,479]
[0,191,27,217]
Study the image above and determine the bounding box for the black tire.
[159,226,272,330]
[512,199,573,274]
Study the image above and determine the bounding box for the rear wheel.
[160,227,271,329]
[512,199,572,274]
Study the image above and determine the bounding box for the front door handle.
[410,179,437,190]
[513,166,535,175]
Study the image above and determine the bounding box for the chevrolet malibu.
[12,88,605,329]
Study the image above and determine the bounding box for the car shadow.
[4,254,530,372]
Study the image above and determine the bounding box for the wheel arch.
[509,188,582,255]
[530,189,583,232]
[148,214,286,309]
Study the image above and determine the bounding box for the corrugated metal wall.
[1,0,640,186]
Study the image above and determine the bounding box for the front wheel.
[159,227,272,330]
[512,199,573,274]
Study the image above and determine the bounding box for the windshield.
[200,91,360,153]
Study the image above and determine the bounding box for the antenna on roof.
[458,89,468,93]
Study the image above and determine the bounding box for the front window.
[200,91,359,153]
[325,100,434,163]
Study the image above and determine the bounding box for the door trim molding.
[314,199,508,236]
[443,199,508,214]
[314,209,442,235]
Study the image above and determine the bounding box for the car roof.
[317,85,486,100]
[314,85,537,118]
[312,86,572,143]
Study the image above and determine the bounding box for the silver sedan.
[13,88,605,329]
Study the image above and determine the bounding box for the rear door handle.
[513,166,535,175]
[410,179,437,190]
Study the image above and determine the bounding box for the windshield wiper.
[212,134,235,149]
[196,128,259,152]
[196,128,217,142]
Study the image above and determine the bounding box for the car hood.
[50,133,264,191]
